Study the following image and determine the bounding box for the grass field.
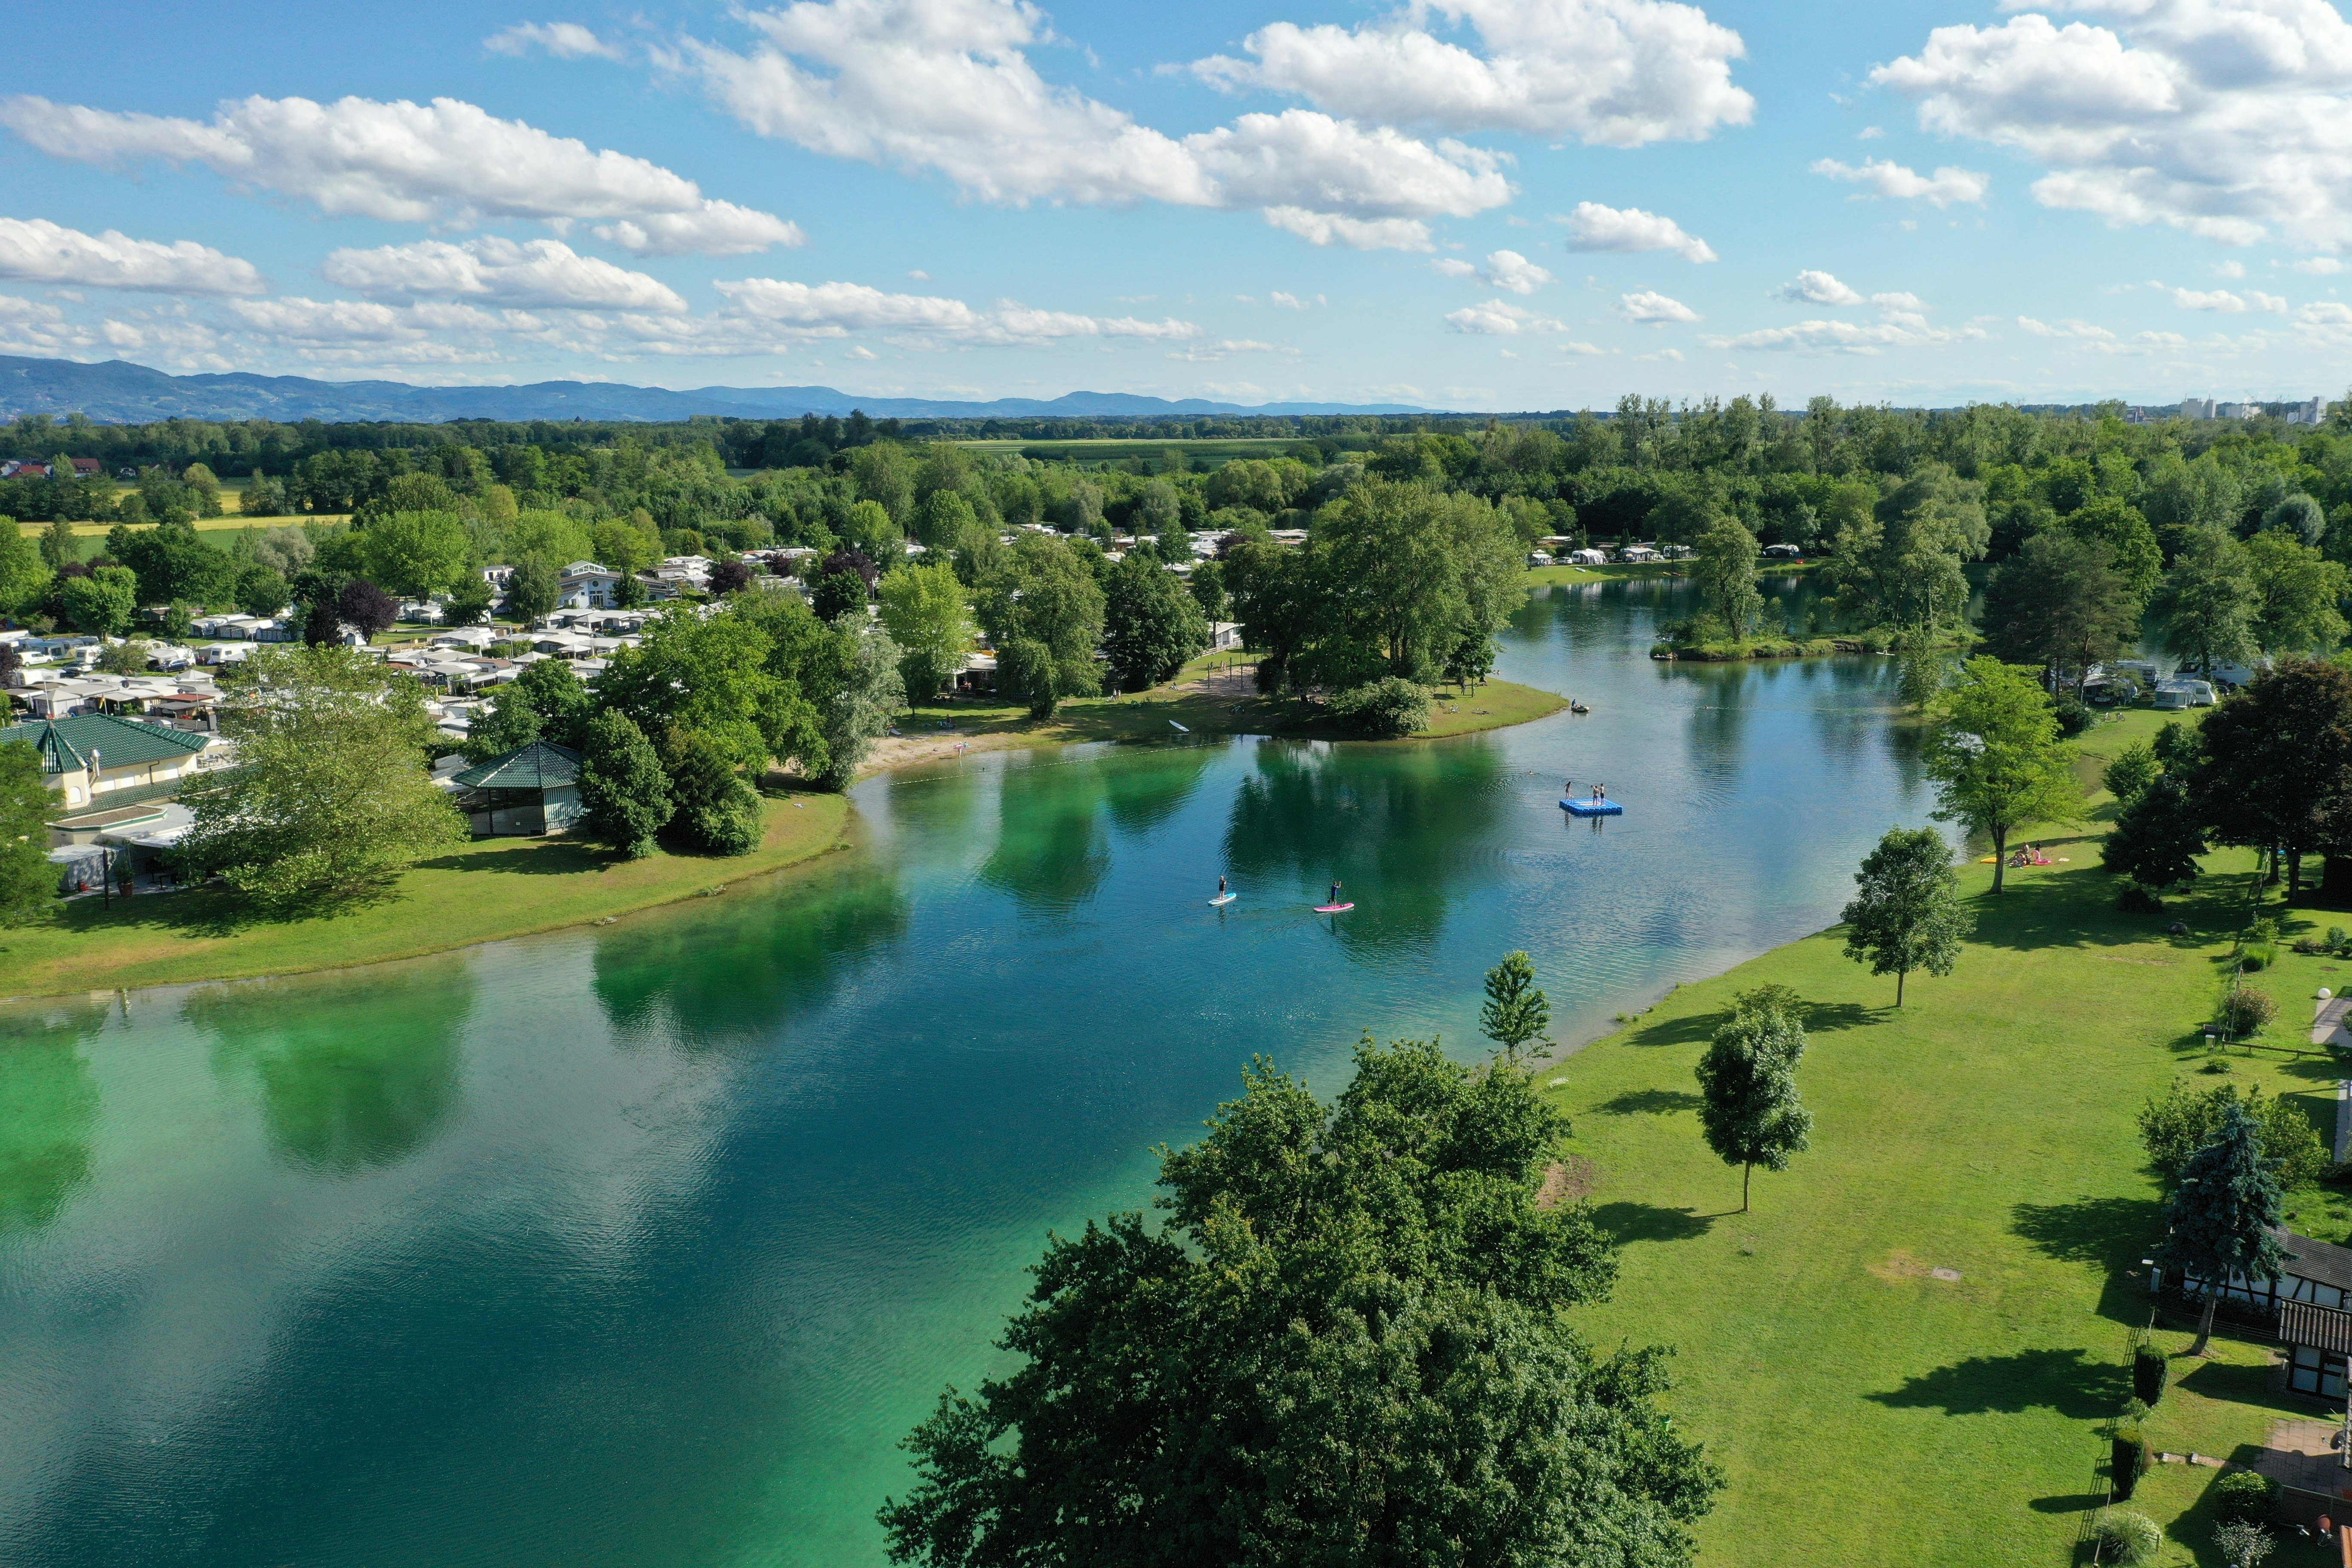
[0,793,851,999]
[1537,707,2345,1567]
[870,649,1565,774]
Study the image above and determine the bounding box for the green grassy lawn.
[0,793,851,999]
[882,649,1564,773]
[1538,705,2345,1568]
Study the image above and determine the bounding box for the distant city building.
[2180,398,2214,420]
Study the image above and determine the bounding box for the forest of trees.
[6,392,2352,710]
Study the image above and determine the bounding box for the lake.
[0,575,1939,1567]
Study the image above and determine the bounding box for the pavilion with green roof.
[449,740,583,837]
[0,712,213,812]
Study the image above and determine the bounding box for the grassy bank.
[870,651,1565,775]
[1654,628,1975,663]
[0,793,851,999]
[1539,708,2343,1568]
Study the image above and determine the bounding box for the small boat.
[1209,893,1236,906]
[1314,902,1355,913]
[1562,799,1623,817]
[1569,701,1590,714]
[1169,720,1191,732]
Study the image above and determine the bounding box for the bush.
[2328,925,2349,952]
[2211,1468,2276,1526]
[2093,1509,2162,1564]
[2116,880,2165,915]
[1328,677,1431,738]
[2220,988,2277,1037]
[2132,1346,2168,1406]
[2295,937,2323,955]
[2111,1428,2150,1501]
[2238,943,2277,973]
[2053,693,2094,737]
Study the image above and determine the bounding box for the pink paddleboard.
[1314,902,1355,913]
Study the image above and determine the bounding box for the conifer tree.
[2159,1101,2286,1355]
[1479,950,1552,1066]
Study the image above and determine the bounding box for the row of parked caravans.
[2082,658,2267,709]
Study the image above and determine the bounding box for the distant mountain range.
[0,355,1448,424]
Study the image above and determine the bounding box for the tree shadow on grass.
[1625,1012,1721,1049]
[2027,1490,2109,1515]
[411,842,627,877]
[1868,1347,2126,1418]
[2011,1196,2163,1268]
[1594,1088,1703,1116]
[1590,1201,1716,1244]
[1800,1001,1880,1034]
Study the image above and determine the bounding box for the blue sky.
[4,0,2349,409]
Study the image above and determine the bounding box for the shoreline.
[0,793,854,1003]
[861,665,1567,778]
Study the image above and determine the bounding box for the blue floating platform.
[1561,799,1623,816]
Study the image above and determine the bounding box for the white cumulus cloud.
[1811,157,1989,207]
[321,237,687,312]
[713,276,1200,345]
[1871,1,2352,248]
[0,216,263,295]
[1615,289,1700,324]
[1438,248,1554,292]
[2169,285,2287,313]
[1444,298,1566,334]
[671,0,1510,252]
[1555,200,1715,262]
[2018,315,2116,339]
[0,93,802,257]
[1699,315,1983,353]
[485,21,624,60]
[1191,0,1755,146]
[1775,269,1864,306]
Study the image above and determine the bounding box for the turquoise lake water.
[0,576,1939,1566]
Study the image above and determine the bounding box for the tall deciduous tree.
[977,533,1105,704]
[1695,1000,1812,1212]
[0,522,50,619]
[2191,659,2352,899]
[361,510,472,599]
[1821,463,1988,632]
[880,1037,1719,1567]
[876,560,975,701]
[0,738,57,926]
[1841,827,1972,1006]
[2158,1101,2287,1355]
[1479,949,1552,1066]
[1101,554,1208,691]
[2242,528,2349,654]
[2154,527,2258,677]
[1924,657,2083,893]
[504,554,561,625]
[2059,496,2164,603]
[174,645,466,910]
[1693,513,1764,639]
[815,619,906,790]
[576,708,671,859]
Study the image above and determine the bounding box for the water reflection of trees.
[0,999,105,1232]
[1223,738,1509,948]
[977,744,1214,913]
[590,858,909,1045]
[186,961,476,1175]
